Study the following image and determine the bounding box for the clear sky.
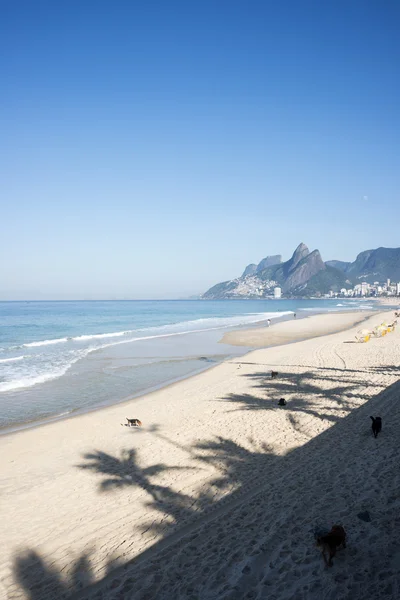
[1,0,399,299]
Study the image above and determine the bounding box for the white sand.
[1,310,400,600]
[221,310,374,347]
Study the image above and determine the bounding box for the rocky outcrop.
[256,255,282,272]
[297,266,352,295]
[241,256,282,278]
[202,280,239,299]
[283,249,325,292]
[326,260,351,272]
[346,248,400,282]
[287,243,310,272]
[326,248,400,283]
[242,264,257,278]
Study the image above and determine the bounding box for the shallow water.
[0,299,377,431]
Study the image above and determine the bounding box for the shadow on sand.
[12,368,400,600]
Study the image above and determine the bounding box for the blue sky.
[1,0,399,299]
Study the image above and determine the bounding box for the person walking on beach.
[293,313,296,318]
[267,319,271,327]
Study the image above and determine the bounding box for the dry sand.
[1,310,400,600]
[221,310,374,347]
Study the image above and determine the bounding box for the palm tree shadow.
[14,366,400,600]
[76,448,181,492]
[13,435,277,599]
[76,447,203,535]
[220,366,377,421]
[14,550,93,600]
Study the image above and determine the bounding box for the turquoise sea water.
[0,299,376,431]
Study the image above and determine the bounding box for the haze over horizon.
[1,1,399,300]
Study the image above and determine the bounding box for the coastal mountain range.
[203,244,400,299]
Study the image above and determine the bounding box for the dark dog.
[271,371,278,379]
[278,398,287,406]
[122,418,142,427]
[370,416,382,438]
[316,525,346,567]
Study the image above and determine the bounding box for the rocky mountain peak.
[289,243,310,272]
[256,255,282,273]
[203,241,400,299]
[283,248,325,292]
[242,264,257,278]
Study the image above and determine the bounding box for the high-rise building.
[274,287,282,299]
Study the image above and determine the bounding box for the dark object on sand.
[314,527,330,539]
[123,418,142,427]
[357,511,371,522]
[271,371,278,379]
[370,416,382,438]
[278,398,287,406]
[315,525,346,567]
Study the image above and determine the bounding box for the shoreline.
[221,309,376,348]
[0,357,239,438]
[0,308,377,438]
[1,308,399,600]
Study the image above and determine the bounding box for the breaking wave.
[1,311,292,393]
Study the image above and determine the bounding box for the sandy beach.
[221,310,374,347]
[1,309,400,600]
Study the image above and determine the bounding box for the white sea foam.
[0,356,25,363]
[0,349,89,393]
[18,312,292,350]
[73,331,130,341]
[0,369,70,393]
[24,337,69,348]
[0,311,294,393]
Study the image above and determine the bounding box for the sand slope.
[221,310,374,347]
[1,310,400,599]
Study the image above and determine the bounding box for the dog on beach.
[271,371,278,379]
[370,416,382,438]
[122,418,142,427]
[278,398,287,406]
[316,525,346,567]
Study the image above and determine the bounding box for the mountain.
[241,255,282,278]
[241,264,257,277]
[203,243,350,299]
[258,243,325,292]
[333,248,400,283]
[294,265,352,296]
[256,255,282,272]
[325,260,351,272]
[202,243,400,299]
[284,249,326,292]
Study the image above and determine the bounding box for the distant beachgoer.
[293,313,297,318]
[267,319,271,327]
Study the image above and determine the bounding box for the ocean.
[0,299,376,432]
